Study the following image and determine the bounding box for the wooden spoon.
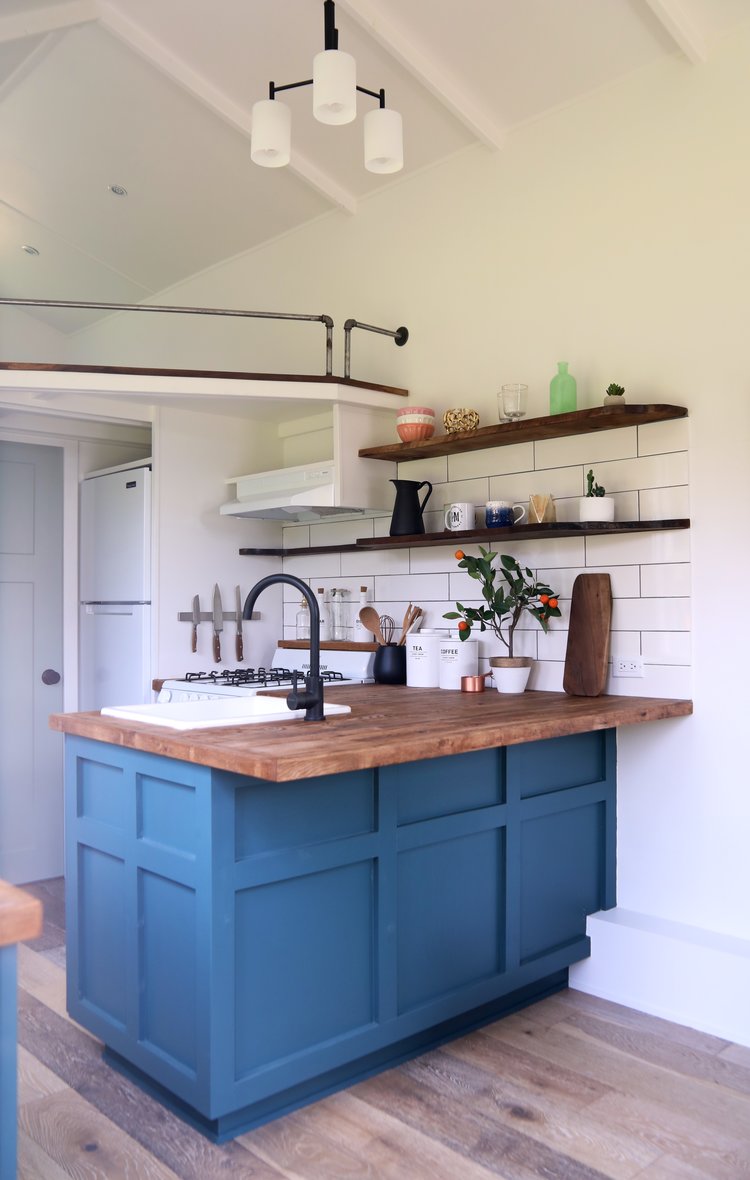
[359,605,385,645]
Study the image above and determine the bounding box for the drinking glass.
[500,383,528,420]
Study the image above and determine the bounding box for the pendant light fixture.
[251,0,403,174]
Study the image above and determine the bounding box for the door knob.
[41,669,61,685]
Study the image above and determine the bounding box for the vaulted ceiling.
[0,0,746,331]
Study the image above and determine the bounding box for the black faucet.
[243,574,324,721]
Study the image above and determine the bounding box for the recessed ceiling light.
[21,244,39,256]
[108,184,128,197]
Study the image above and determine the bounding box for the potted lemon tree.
[445,549,561,692]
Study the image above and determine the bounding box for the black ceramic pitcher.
[389,479,433,537]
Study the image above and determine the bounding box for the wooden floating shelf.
[358,404,687,462]
[240,519,691,558]
[278,640,378,651]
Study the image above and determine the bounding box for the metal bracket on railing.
[0,299,335,377]
[343,318,408,380]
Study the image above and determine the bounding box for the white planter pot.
[603,395,626,407]
[489,656,533,694]
[579,496,615,522]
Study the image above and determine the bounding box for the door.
[0,441,64,883]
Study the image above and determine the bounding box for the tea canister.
[405,628,449,688]
[438,636,478,690]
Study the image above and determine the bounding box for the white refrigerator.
[79,460,152,710]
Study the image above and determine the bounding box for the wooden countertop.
[50,685,692,783]
[0,880,43,948]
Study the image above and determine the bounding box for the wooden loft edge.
[0,363,408,398]
[358,404,688,460]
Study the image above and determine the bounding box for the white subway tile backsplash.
[397,454,448,485]
[611,597,691,632]
[586,529,690,566]
[537,564,640,599]
[639,485,690,521]
[291,422,693,698]
[586,451,688,494]
[638,417,689,456]
[375,573,449,601]
[609,632,642,658]
[489,465,583,503]
[606,664,691,699]
[312,518,375,546]
[535,426,637,470]
[640,563,691,597]
[283,552,342,578]
[449,442,534,482]
[341,548,409,576]
[282,524,310,549]
[642,631,692,665]
[410,545,464,574]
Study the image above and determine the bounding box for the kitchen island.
[50,686,691,1141]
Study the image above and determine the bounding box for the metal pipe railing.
[0,298,335,376]
[343,318,408,380]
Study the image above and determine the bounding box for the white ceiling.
[0,0,747,333]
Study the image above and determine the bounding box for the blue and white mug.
[485,500,526,528]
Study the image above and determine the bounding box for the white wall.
[41,21,750,1042]
[0,306,67,363]
[151,406,284,678]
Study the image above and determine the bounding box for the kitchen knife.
[191,594,201,653]
[235,585,244,662]
[212,584,223,663]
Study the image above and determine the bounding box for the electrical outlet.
[614,656,644,678]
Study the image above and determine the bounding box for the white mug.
[445,502,475,531]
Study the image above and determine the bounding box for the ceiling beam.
[95,0,357,215]
[0,0,96,45]
[642,0,707,64]
[336,0,506,150]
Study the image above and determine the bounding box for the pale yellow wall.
[47,17,750,1020]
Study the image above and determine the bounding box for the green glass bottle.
[550,361,577,415]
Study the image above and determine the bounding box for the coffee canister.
[438,636,478,690]
[406,628,448,688]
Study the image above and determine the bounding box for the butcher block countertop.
[0,880,43,948]
[50,685,692,783]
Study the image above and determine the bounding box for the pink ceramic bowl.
[397,405,435,418]
[397,421,435,442]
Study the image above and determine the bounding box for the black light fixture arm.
[343,319,409,380]
[266,2,387,110]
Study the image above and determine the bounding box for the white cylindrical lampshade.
[251,99,291,167]
[364,107,403,173]
[313,50,356,124]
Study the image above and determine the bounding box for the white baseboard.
[569,907,750,1048]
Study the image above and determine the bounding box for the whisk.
[379,614,396,644]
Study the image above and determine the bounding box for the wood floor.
[16,879,750,1179]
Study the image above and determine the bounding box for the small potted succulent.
[579,468,615,522]
[603,382,625,407]
[444,549,561,692]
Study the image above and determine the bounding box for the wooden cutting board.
[563,573,613,696]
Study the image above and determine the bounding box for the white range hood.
[220,401,399,522]
[220,459,383,521]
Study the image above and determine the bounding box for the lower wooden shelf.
[239,519,690,558]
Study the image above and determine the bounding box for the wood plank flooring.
[15,879,750,1179]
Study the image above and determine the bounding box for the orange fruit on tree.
[454,549,465,560]
[539,593,549,604]
[548,597,558,608]
[458,620,469,632]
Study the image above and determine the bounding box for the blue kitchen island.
[51,684,691,1141]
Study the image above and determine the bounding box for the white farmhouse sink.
[101,697,351,730]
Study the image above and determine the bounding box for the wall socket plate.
[614,656,644,677]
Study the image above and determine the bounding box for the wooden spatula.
[563,573,613,696]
